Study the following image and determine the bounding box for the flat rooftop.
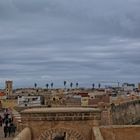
[21,107,101,114]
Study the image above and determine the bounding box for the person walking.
[4,117,9,126]
[3,124,8,138]
[10,123,16,137]
[8,123,11,137]
[0,115,2,126]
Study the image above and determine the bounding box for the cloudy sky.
[0,0,140,88]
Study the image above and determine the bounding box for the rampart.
[111,99,140,125]
[20,107,101,140]
[13,99,140,140]
[13,127,32,140]
[100,125,140,140]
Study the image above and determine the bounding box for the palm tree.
[92,83,95,89]
[64,81,67,89]
[51,82,53,89]
[98,83,101,89]
[34,83,37,89]
[34,83,38,94]
[46,83,49,89]
[76,82,79,88]
[70,82,73,89]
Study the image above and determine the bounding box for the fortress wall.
[111,100,140,125]
[20,108,101,140]
[24,119,95,140]
[13,127,32,140]
[100,125,140,140]
[92,127,104,140]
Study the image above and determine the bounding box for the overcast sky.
[0,0,140,88]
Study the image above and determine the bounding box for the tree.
[46,83,49,89]
[51,82,53,89]
[64,81,67,89]
[76,82,79,88]
[70,82,73,89]
[92,83,95,89]
[34,83,37,89]
[98,83,101,89]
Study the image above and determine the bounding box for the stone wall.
[22,118,99,140]
[100,125,140,140]
[13,127,32,140]
[20,107,101,140]
[101,110,112,125]
[111,100,140,125]
[92,127,104,140]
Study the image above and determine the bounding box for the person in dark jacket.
[3,124,8,138]
[4,118,9,126]
[0,115,2,126]
[8,123,11,137]
[10,123,16,137]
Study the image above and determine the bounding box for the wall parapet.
[21,107,101,122]
[13,127,32,140]
[93,127,104,140]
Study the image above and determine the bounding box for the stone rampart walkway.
[0,125,14,140]
[0,110,19,140]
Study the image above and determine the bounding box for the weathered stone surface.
[14,100,140,140]
[20,107,101,140]
[100,99,140,125]
[111,100,140,125]
[100,125,140,140]
[93,127,104,140]
[13,127,32,140]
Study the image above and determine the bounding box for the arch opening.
[39,128,84,140]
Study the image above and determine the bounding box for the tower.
[5,80,13,96]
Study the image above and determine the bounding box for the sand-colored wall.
[100,125,140,140]
[13,127,32,140]
[24,120,95,140]
[111,100,140,125]
[20,108,101,140]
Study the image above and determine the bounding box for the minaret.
[5,80,13,96]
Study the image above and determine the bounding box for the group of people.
[0,108,16,138]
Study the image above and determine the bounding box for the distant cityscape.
[0,80,140,140]
[0,80,140,107]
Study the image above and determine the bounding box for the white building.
[122,83,135,92]
[17,95,44,107]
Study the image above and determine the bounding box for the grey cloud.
[0,0,140,88]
